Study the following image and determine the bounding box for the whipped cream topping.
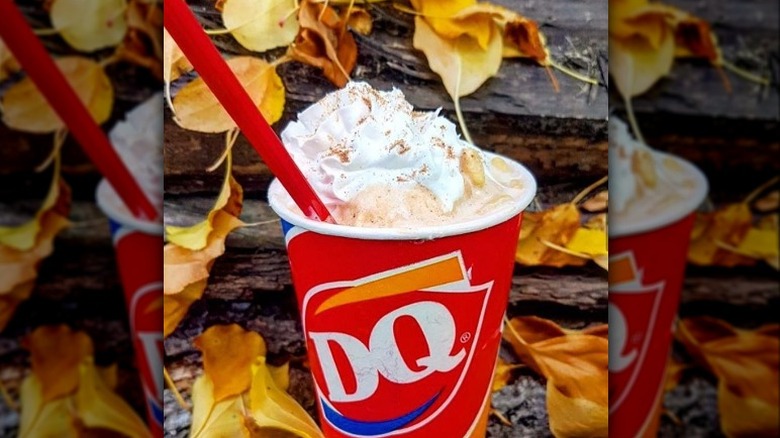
[609,117,701,221]
[282,82,482,212]
[109,92,163,216]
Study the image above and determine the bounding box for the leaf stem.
[32,28,59,36]
[571,175,608,205]
[744,176,780,205]
[540,238,592,260]
[544,65,560,93]
[548,60,598,85]
[35,129,67,173]
[721,60,770,86]
[204,28,233,35]
[491,409,513,426]
[163,367,190,410]
[715,65,733,94]
[207,128,240,172]
[165,80,176,114]
[453,96,474,145]
[624,96,646,144]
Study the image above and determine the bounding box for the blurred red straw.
[0,0,159,221]
[164,0,333,222]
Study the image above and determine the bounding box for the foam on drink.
[280,82,528,227]
[609,118,701,223]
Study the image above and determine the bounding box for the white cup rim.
[95,179,163,235]
[610,152,709,237]
[268,152,537,241]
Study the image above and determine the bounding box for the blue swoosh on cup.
[322,392,440,436]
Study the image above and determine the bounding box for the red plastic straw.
[164,0,333,222]
[0,0,159,221]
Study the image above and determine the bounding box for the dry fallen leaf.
[504,317,608,438]
[516,203,587,267]
[19,325,151,438]
[288,0,361,88]
[115,0,164,80]
[0,158,70,331]
[516,178,608,269]
[676,317,779,437]
[49,0,128,52]
[221,0,300,53]
[172,56,285,133]
[1,56,113,133]
[754,190,779,213]
[163,155,244,337]
[413,15,503,99]
[688,203,756,267]
[190,325,323,438]
[492,357,521,392]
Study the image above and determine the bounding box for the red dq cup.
[96,180,163,437]
[269,155,536,438]
[608,154,708,438]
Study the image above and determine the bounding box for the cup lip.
[268,153,538,241]
[610,152,709,237]
[95,179,163,235]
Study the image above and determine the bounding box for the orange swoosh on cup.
[609,255,636,285]
[315,255,465,315]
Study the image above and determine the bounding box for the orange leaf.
[674,18,720,62]
[22,325,93,402]
[504,316,608,437]
[194,324,267,402]
[288,0,357,88]
[675,317,779,437]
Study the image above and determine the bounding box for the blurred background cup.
[608,153,709,437]
[268,156,536,438]
[96,180,164,437]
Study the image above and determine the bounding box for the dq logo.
[609,251,667,436]
[302,252,493,437]
[130,282,164,427]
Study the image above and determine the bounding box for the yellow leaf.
[412,16,502,99]
[547,382,608,438]
[166,154,243,250]
[221,0,299,52]
[246,358,323,438]
[49,0,128,52]
[172,56,285,133]
[736,228,778,265]
[566,228,607,256]
[515,203,586,267]
[188,326,322,438]
[0,157,68,251]
[189,376,249,438]
[609,31,675,98]
[346,8,373,35]
[74,361,152,438]
[163,279,206,337]
[194,324,267,402]
[1,57,113,133]
[19,375,78,438]
[688,203,755,267]
[268,362,291,392]
[491,357,518,392]
[504,317,608,438]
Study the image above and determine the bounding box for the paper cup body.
[608,155,708,438]
[268,160,536,438]
[96,180,164,437]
